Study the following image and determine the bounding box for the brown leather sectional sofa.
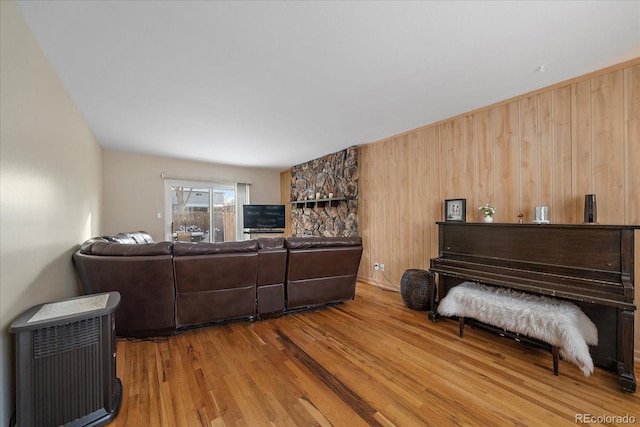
[73,232,363,337]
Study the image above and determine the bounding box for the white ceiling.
[15,1,640,170]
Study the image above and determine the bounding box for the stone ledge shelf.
[288,197,350,209]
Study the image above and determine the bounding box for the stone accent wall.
[290,147,358,237]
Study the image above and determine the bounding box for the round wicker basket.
[400,269,434,311]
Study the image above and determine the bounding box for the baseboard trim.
[357,276,376,287]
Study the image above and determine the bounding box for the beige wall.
[0,1,103,421]
[103,150,282,241]
[356,59,640,363]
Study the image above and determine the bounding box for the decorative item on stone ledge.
[400,269,434,311]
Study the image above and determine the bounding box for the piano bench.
[438,282,598,377]
[458,316,560,375]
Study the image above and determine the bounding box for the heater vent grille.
[31,318,105,427]
[33,317,100,357]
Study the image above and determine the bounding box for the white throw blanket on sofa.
[437,282,598,376]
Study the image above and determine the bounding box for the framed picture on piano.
[444,199,467,222]
[444,198,466,222]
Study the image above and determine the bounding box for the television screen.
[243,205,285,229]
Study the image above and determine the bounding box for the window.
[164,179,249,242]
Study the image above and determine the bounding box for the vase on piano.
[478,204,496,223]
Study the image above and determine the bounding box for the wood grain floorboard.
[276,329,383,426]
[110,282,639,426]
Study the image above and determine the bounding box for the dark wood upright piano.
[429,222,637,392]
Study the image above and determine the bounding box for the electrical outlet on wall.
[380,264,385,271]
[374,263,379,270]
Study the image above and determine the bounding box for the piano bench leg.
[552,345,559,376]
[459,316,465,338]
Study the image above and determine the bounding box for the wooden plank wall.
[358,59,639,284]
[281,58,640,359]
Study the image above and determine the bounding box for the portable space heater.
[9,292,122,427]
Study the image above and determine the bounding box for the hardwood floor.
[112,283,639,426]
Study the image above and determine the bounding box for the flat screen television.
[243,204,285,230]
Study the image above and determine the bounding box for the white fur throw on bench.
[437,282,598,376]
